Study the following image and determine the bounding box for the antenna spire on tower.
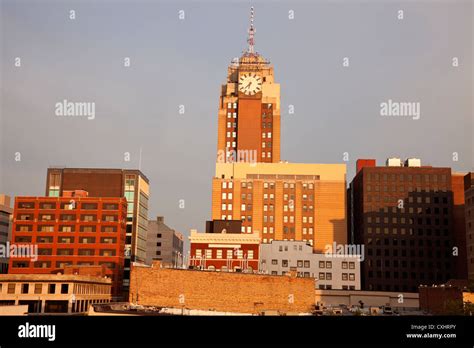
[247,7,255,54]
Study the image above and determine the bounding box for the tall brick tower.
[216,7,280,164]
[210,8,347,252]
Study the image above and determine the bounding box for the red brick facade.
[9,196,127,298]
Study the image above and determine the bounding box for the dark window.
[61,284,69,294]
[21,284,29,294]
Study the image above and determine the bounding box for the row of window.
[367,227,450,235]
[225,181,315,190]
[17,202,120,210]
[262,238,313,245]
[15,236,117,244]
[16,225,119,233]
[367,237,450,247]
[366,185,448,193]
[367,271,450,280]
[366,173,447,183]
[0,282,109,295]
[367,212,449,224]
[194,249,255,260]
[367,249,451,258]
[2,283,69,295]
[16,214,121,222]
[367,259,450,269]
[12,248,117,257]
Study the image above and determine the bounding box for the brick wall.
[130,261,315,314]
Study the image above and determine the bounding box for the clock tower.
[217,7,280,164]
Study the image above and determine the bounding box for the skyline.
[1,0,472,242]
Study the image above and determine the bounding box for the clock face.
[239,73,262,96]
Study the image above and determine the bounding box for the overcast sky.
[1,0,472,247]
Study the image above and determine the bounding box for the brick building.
[45,167,150,293]
[212,162,347,252]
[216,20,280,164]
[349,158,467,292]
[211,12,347,254]
[189,224,260,272]
[8,194,126,298]
[130,261,314,314]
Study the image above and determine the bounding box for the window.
[342,262,348,269]
[81,215,96,222]
[319,261,325,268]
[304,260,310,268]
[342,273,348,281]
[100,250,116,257]
[326,273,332,280]
[216,250,223,259]
[21,284,29,294]
[326,261,332,269]
[61,284,69,294]
[226,250,233,259]
[103,203,118,210]
[48,284,56,294]
[297,260,303,268]
[272,259,278,265]
[103,215,117,222]
[57,249,74,256]
[34,284,42,294]
[319,273,325,280]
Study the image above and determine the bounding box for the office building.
[259,240,361,290]
[146,216,184,268]
[45,167,150,292]
[349,158,465,292]
[212,162,347,252]
[8,194,126,298]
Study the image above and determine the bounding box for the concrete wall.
[315,289,419,309]
[130,261,315,314]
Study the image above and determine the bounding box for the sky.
[0,0,472,249]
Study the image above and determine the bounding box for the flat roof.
[47,167,150,184]
[0,274,112,284]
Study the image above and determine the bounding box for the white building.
[259,240,361,290]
